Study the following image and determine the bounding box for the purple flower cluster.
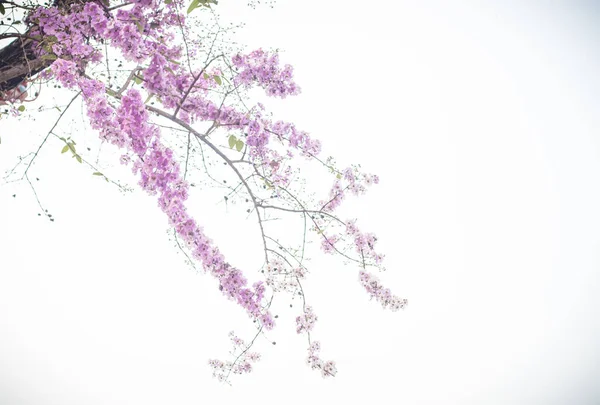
[72,73,276,331]
[30,0,406,382]
[34,2,183,68]
[30,6,101,65]
[35,3,279,331]
[232,49,300,98]
[118,90,274,327]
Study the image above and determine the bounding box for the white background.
[1,1,599,404]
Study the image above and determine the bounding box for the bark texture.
[0,30,52,92]
[0,0,92,93]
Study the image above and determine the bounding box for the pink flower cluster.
[268,120,322,158]
[317,217,384,270]
[296,306,318,334]
[345,219,384,263]
[320,234,339,254]
[320,166,380,213]
[208,331,262,381]
[263,258,306,293]
[359,270,407,311]
[232,49,300,98]
[306,341,337,378]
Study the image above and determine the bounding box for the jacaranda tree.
[0,0,407,383]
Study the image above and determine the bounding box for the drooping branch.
[1,0,407,383]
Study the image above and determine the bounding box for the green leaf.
[228,135,236,149]
[213,75,222,86]
[61,145,70,154]
[164,0,172,3]
[92,172,103,176]
[134,20,144,33]
[41,53,58,61]
[18,105,25,112]
[144,93,153,104]
[203,72,210,80]
[235,139,244,152]
[336,173,342,179]
[0,3,6,15]
[134,75,143,85]
[187,0,200,14]
[75,154,82,164]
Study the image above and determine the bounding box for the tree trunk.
[0,30,53,92]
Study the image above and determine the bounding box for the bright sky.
[1,1,600,404]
